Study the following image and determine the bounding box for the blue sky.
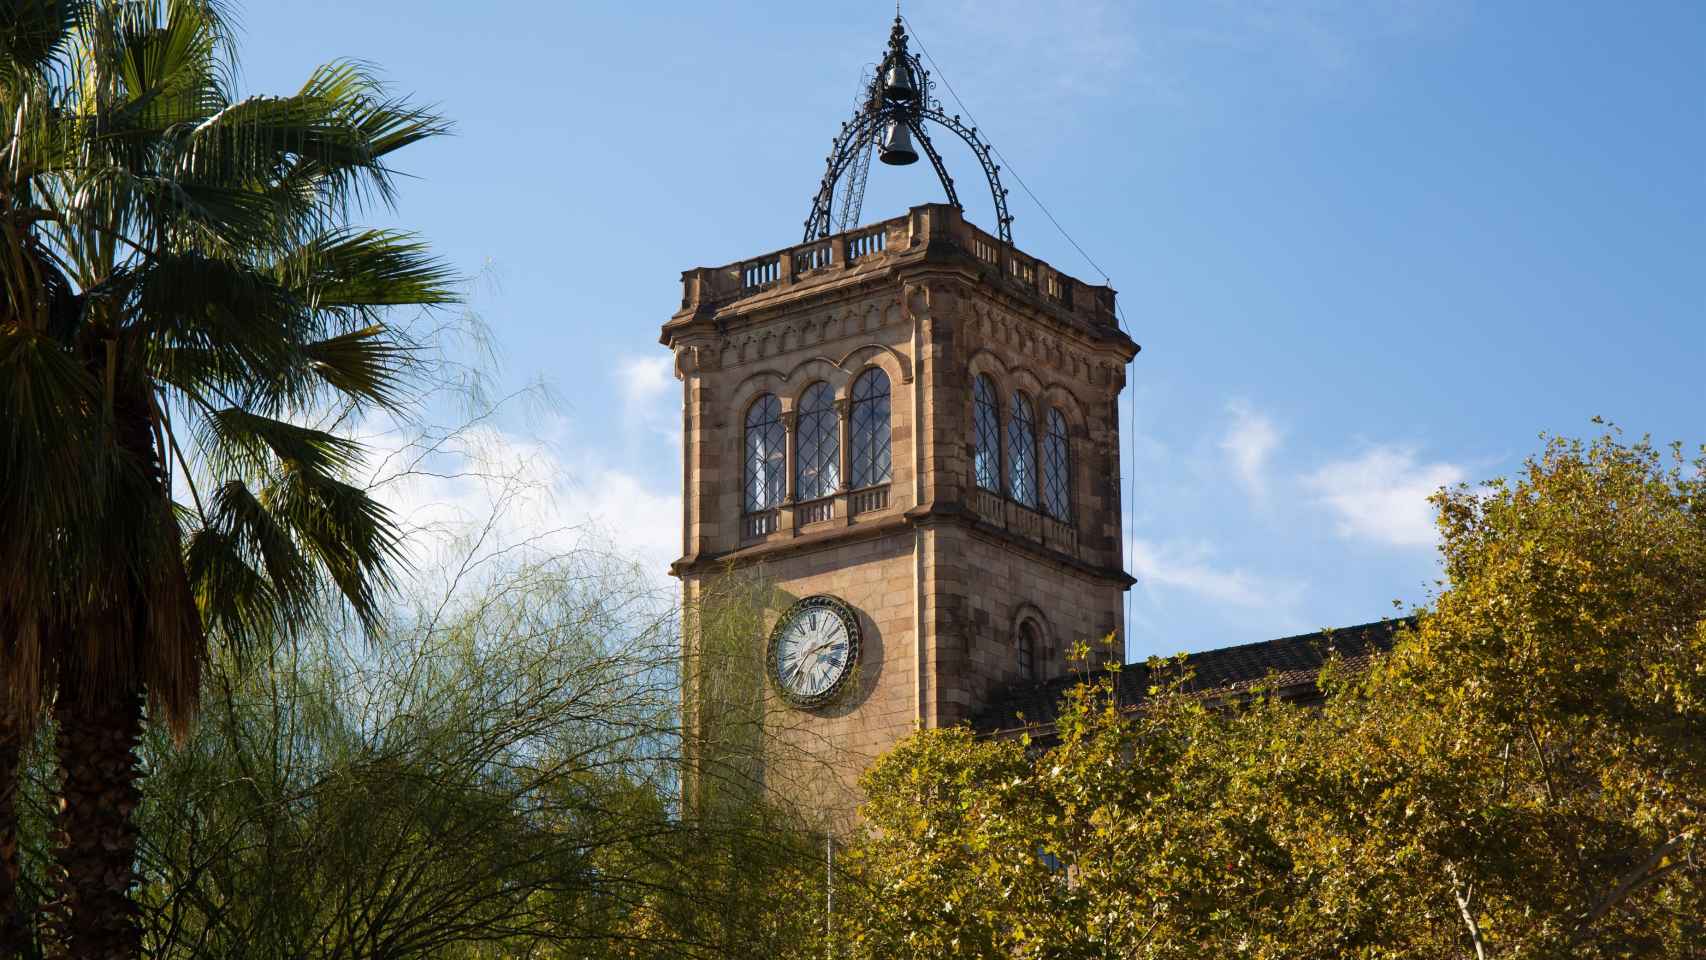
[236,1,1702,658]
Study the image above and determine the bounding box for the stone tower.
[662,203,1139,825]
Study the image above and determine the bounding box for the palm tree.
[0,1,454,954]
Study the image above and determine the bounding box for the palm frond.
[133,248,304,389]
[3,0,450,722]
[91,0,229,148]
[185,477,321,651]
[278,60,450,214]
[302,324,410,409]
[0,328,102,607]
[0,0,85,86]
[196,405,365,480]
[265,466,405,638]
[0,329,186,701]
[283,227,458,310]
[183,525,277,650]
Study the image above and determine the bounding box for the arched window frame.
[972,374,1001,492]
[794,381,840,501]
[1007,390,1038,509]
[744,394,785,513]
[1017,620,1041,682]
[848,368,892,489]
[1041,407,1071,521]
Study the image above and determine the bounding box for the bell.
[882,58,919,101]
[878,121,918,166]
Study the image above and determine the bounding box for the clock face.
[767,595,862,708]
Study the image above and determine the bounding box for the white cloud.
[1304,445,1464,548]
[612,354,681,453]
[615,355,675,410]
[1127,537,1304,611]
[361,419,682,592]
[1220,400,1281,500]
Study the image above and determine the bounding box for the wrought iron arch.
[802,18,1013,245]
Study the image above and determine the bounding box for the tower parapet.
[669,204,1118,332]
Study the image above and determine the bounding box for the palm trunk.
[0,707,26,955]
[38,329,166,960]
[42,678,144,960]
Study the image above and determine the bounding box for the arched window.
[744,394,784,512]
[795,382,839,501]
[849,368,891,488]
[1007,391,1038,508]
[973,374,1001,492]
[1018,621,1040,682]
[1042,407,1071,521]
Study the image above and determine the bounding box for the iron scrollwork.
[802,17,1013,246]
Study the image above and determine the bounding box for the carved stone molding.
[959,299,1118,394]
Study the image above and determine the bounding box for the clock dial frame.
[766,595,862,709]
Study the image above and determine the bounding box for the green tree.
[0,1,452,953]
[119,550,686,958]
[1,523,834,960]
[844,431,1706,959]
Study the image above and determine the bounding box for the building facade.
[662,203,1139,824]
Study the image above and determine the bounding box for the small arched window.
[795,382,839,501]
[1018,621,1040,682]
[973,374,1001,492]
[849,368,891,488]
[1042,407,1071,521]
[1007,391,1038,509]
[744,394,785,512]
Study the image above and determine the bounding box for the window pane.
[795,382,840,501]
[1018,622,1039,682]
[745,394,785,511]
[1042,407,1070,520]
[973,375,1001,492]
[849,369,892,488]
[1008,391,1037,508]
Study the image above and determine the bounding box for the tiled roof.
[970,618,1413,737]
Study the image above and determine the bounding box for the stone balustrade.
[796,496,836,527]
[848,484,889,516]
[969,484,1081,561]
[676,204,1117,328]
[742,509,779,540]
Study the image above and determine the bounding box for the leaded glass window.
[1042,407,1071,521]
[973,374,1001,492]
[795,382,840,501]
[849,368,891,488]
[1008,391,1038,508]
[1018,621,1040,682]
[744,394,784,512]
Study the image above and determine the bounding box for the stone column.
[833,396,853,523]
[834,397,852,491]
[780,410,798,532]
[781,410,798,502]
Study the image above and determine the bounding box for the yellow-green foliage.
[843,431,1705,959]
[681,566,795,816]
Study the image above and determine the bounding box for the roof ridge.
[970,615,1415,736]
[1159,616,1412,663]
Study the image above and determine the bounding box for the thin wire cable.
[902,15,1128,336]
[1126,335,1137,653]
[902,16,1140,651]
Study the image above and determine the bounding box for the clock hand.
[785,642,834,683]
[796,637,835,663]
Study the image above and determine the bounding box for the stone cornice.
[661,204,1138,364]
[670,500,1134,588]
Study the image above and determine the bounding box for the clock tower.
[661,20,1139,828]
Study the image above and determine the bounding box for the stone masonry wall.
[665,205,1137,827]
